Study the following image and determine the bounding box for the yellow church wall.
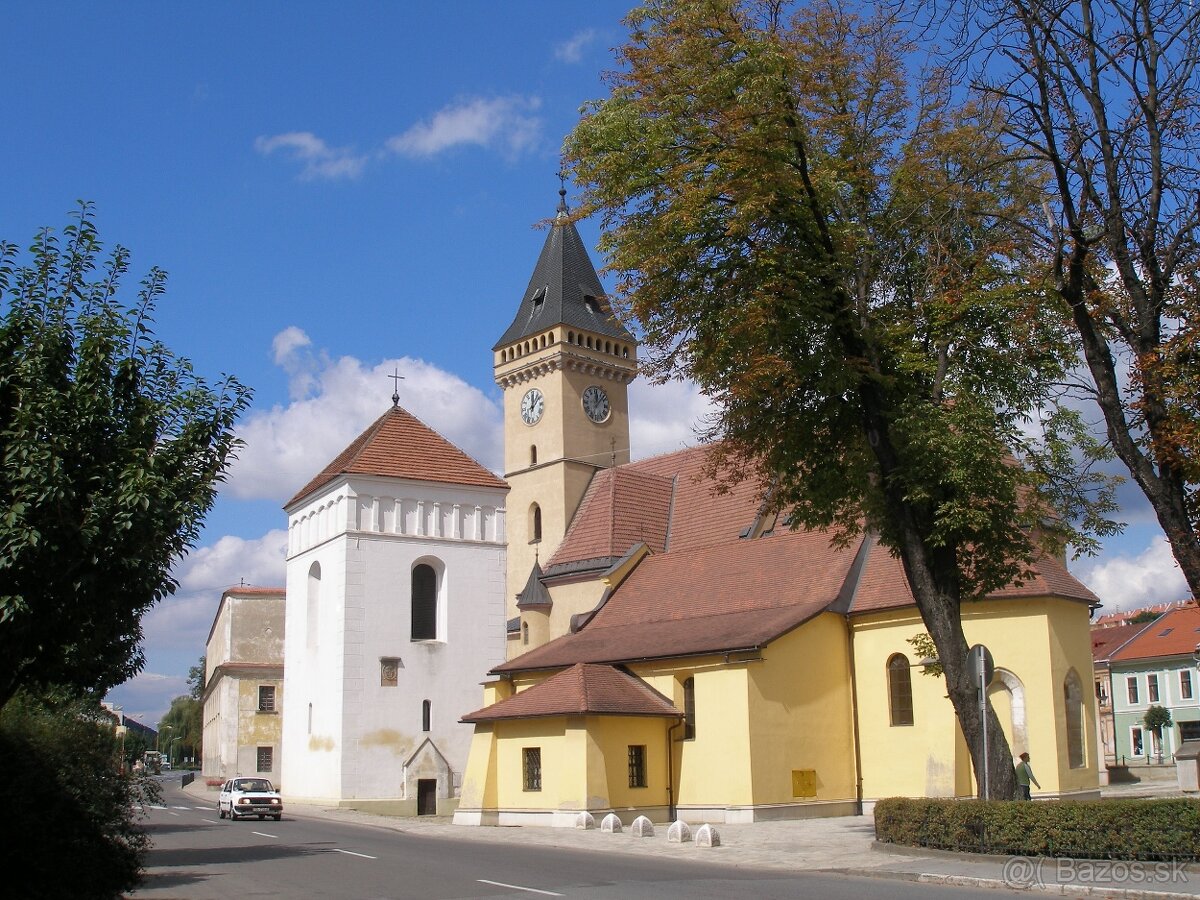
[746,613,858,808]
[629,659,755,809]
[589,715,672,813]
[542,577,607,643]
[852,597,1099,802]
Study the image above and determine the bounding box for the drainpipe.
[845,617,864,816]
[666,719,682,822]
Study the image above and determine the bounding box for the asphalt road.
[132,779,1024,899]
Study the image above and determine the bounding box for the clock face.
[582,385,610,423]
[520,388,544,425]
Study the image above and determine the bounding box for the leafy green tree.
[0,692,161,898]
[566,0,1117,799]
[189,654,206,700]
[1128,610,1161,625]
[948,0,1200,600]
[1144,704,1174,757]
[159,693,202,767]
[0,206,251,707]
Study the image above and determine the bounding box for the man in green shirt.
[1015,751,1041,800]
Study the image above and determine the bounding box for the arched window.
[568,331,575,344]
[530,445,537,466]
[1064,669,1085,768]
[530,504,542,543]
[422,699,431,732]
[522,621,529,645]
[888,654,914,726]
[682,677,696,740]
[306,562,321,650]
[411,564,437,640]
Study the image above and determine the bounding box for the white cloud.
[385,96,542,161]
[554,29,597,64]
[254,131,368,181]
[629,377,719,460]
[1079,537,1190,611]
[227,329,503,502]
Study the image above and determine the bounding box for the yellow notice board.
[792,769,816,798]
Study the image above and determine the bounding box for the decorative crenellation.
[288,492,506,556]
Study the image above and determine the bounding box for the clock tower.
[493,189,637,628]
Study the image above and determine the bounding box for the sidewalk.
[180,777,1200,898]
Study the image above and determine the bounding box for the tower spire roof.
[493,191,634,350]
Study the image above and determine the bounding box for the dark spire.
[493,188,634,351]
[515,560,553,610]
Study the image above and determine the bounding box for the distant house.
[1091,622,1152,764]
[1108,604,1200,761]
[202,586,286,782]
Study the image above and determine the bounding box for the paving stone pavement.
[179,777,1200,898]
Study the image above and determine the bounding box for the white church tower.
[280,400,508,815]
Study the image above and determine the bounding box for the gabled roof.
[496,527,858,672]
[1110,604,1200,662]
[286,404,506,508]
[1092,622,1152,664]
[493,195,633,350]
[461,663,681,722]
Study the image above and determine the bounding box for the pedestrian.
[1014,751,1040,800]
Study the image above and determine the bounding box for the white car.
[218,777,284,821]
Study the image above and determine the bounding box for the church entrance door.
[417,778,437,816]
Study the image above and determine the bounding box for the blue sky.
[1,2,1188,728]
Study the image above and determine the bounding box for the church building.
[280,401,508,815]
[452,191,1102,827]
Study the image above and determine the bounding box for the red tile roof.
[498,527,858,671]
[461,663,681,722]
[1091,622,1150,663]
[286,405,506,507]
[1110,605,1200,662]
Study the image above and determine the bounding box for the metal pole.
[980,652,989,800]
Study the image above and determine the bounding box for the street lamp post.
[157,724,172,752]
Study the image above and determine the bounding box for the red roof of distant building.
[1110,605,1200,662]
[1091,622,1150,663]
[287,405,506,508]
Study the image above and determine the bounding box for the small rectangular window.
[258,685,276,713]
[1181,670,1194,701]
[1131,727,1144,756]
[1148,674,1160,703]
[628,745,647,788]
[522,747,541,792]
[1127,676,1140,705]
[257,746,274,773]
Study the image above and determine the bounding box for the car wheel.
[258,815,265,820]
[218,807,225,819]
[273,815,281,821]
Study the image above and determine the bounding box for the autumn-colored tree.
[566,0,1117,799]
[949,0,1200,599]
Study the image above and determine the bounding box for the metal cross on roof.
[389,368,405,406]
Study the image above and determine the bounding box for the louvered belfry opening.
[411,564,437,640]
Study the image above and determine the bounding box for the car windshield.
[234,779,273,792]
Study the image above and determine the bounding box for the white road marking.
[171,806,190,810]
[192,806,212,811]
[477,880,563,897]
[201,819,220,824]
[330,848,377,860]
[149,805,168,810]
[251,831,277,838]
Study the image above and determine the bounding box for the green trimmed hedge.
[875,797,1200,861]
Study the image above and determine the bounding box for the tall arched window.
[888,654,914,726]
[422,699,431,732]
[682,677,696,740]
[1064,668,1085,768]
[530,445,537,466]
[411,564,437,640]
[530,503,542,543]
[306,562,321,650]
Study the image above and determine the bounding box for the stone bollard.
[695,824,721,847]
[600,813,623,834]
[667,820,692,843]
[575,811,596,830]
[630,815,654,837]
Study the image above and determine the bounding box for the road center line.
[477,880,563,896]
[193,806,212,811]
[251,831,277,838]
[330,848,377,860]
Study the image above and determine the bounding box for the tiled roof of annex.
[286,404,506,508]
[1092,622,1151,664]
[461,662,681,722]
[500,444,1099,675]
[1110,604,1200,662]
